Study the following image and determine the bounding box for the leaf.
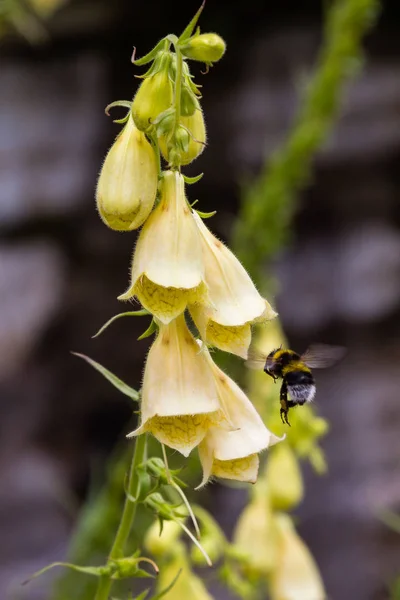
[138,319,158,341]
[93,310,150,338]
[105,100,133,123]
[72,353,140,402]
[22,562,108,585]
[178,1,205,43]
[182,173,203,184]
[195,209,216,219]
[133,38,168,66]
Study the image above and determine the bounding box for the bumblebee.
[246,345,345,426]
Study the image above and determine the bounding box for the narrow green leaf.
[133,38,168,66]
[93,310,150,338]
[23,562,108,585]
[152,570,182,600]
[133,591,150,600]
[182,173,203,184]
[72,353,140,402]
[195,209,216,219]
[138,319,158,341]
[178,1,205,43]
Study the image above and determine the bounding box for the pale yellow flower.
[127,315,226,456]
[233,479,278,578]
[270,514,326,600]
[197,346,282,486]
[96,116,158,231]
[156,544,214,600]
[190,212,277,358]
[265,442,304,511]
[119,171,207,323]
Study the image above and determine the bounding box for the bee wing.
[245,348,267,370]
[301,344,346,369]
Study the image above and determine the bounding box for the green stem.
[174,45,183,127]
[94,434,147,600]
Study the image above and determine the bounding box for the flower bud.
[145,519,182,556]
[266,443,304,511]
[181,33,226,64]
[96,117,158,231]
[159,104,206,166]
[132,51,174,132]
[233,481,278,578]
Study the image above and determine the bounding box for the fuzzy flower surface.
[96,116,158,231]
[119,171,207,323]
[127,315,227,457]
[197,344,282,486]
[190,211,277,358]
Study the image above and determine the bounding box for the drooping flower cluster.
[95,16,280,487]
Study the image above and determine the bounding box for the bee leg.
[279,382,291,426]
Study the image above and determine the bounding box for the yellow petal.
[197,345,283,485]
[270,514,326,600]
[156,548,214,600]
[119,171,206,323]
[192,211,277,327]
[127,315,225,456]
[96,117,158,231]
[190,304,251,359]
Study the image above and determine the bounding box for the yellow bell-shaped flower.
[119,171,207,323]
[127,315,226,457]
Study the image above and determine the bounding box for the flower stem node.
[181,33,226,65]
[132,50,175,132]
[190,212,277,358]
[96,117,158,231]
[127,315,227,457]
[118,171,207,324]
[197,345,283,487]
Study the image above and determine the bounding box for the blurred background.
[1,0,400,598]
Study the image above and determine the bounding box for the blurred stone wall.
[1,1,400,599]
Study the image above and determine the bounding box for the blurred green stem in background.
[233,0,380,284]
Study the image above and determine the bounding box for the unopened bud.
[159,105,206,166]
[132,51,174,132]
[181,33,226,64]
[144,519,182,556]
[96,117,158,231]
[266,443,303,511]
[180,84,198,116]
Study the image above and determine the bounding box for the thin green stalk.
[173,45,183,129]
[94,434,147,600]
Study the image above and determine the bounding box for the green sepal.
[178,1,205,44]
[105,100,133,124]
[183,173,203,184]
[125,466,158,503]
[22,562,110,585]
[109,555,158,580]
[72,353,140,402]
[92,310,150,338]
[145,457,186,488]
[138,318,158,341]
[133,38,169,66]
[195,209,216,218]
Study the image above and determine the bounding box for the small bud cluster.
[95,5,280,488]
